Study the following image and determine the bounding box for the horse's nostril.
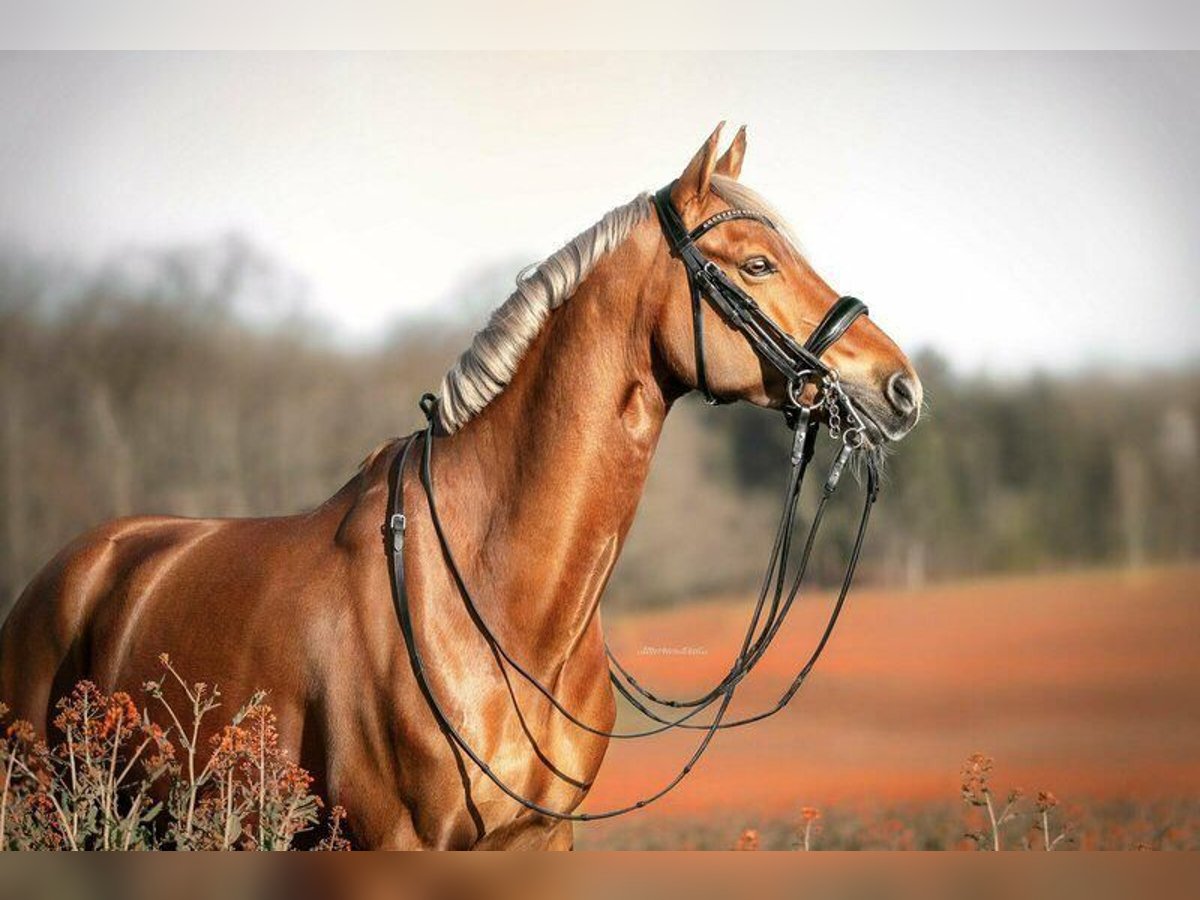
[885,372,918,417]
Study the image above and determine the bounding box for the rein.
[384,183,881,821]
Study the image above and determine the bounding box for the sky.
[1,52,1197,373]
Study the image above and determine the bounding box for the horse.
[0,125,922,849]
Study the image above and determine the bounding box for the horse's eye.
[739,256,776,278]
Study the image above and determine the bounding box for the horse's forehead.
[692,211,806,271]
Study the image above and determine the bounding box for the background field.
[578,566,1200,849]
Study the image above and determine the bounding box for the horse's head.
[651,125,922,444]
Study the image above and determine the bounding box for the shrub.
[0,656,349,850]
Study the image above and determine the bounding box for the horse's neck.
[433,256,669,671]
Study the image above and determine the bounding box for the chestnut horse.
[0,126,922,849]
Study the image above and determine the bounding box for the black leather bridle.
[651,182,869,411]
[383,183,882,822]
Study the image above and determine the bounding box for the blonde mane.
[436,176,792,433]
[436,194,652,432]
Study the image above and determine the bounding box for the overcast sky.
[1,52,1197,373]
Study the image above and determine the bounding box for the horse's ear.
[672,123,724,206]
[714,125,747,180]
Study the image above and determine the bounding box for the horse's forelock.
[710,174,802,253]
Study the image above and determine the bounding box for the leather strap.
[805,295,868,358]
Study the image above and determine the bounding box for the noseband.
[384,183,882,822]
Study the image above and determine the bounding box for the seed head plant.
[0,656,346,851]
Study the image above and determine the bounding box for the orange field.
[578,566,1200,849]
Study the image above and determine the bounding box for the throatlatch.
[383,183,881,821]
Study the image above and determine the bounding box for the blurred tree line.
[1,239,1196,615]
[715,354,1199,596]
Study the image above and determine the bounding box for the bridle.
[384,182,882,822]
[652,183,868,420]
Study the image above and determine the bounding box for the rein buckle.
[388,513,407,553]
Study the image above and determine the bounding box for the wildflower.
[53,680,106,735]
[26,792,66,849]
[1036,790,1058,812]
[100,691,140,737]
[51,706,80,731]
[1,663,333,850]
[143,722,176,770]
[5,719,36,744]
[318,805,353,852]
[960,752,993,807]
[798,807,822,851]
[279,762,314,795]
[240,704,281,752]
[158,653,170,666]
[734,828,759,851]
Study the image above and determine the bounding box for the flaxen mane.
[436,175,794,433]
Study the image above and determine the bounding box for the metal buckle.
[389,513,407,552]
[823,443,855,495]
[790,405,811,465]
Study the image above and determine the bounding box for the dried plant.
[713,754,1090,852]
[800,806,821,851]
[733,828,759,850]
[0,657,344,851]
[1032,789,1072,851]
[960,752,1073,851]
[0,682,172,850]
